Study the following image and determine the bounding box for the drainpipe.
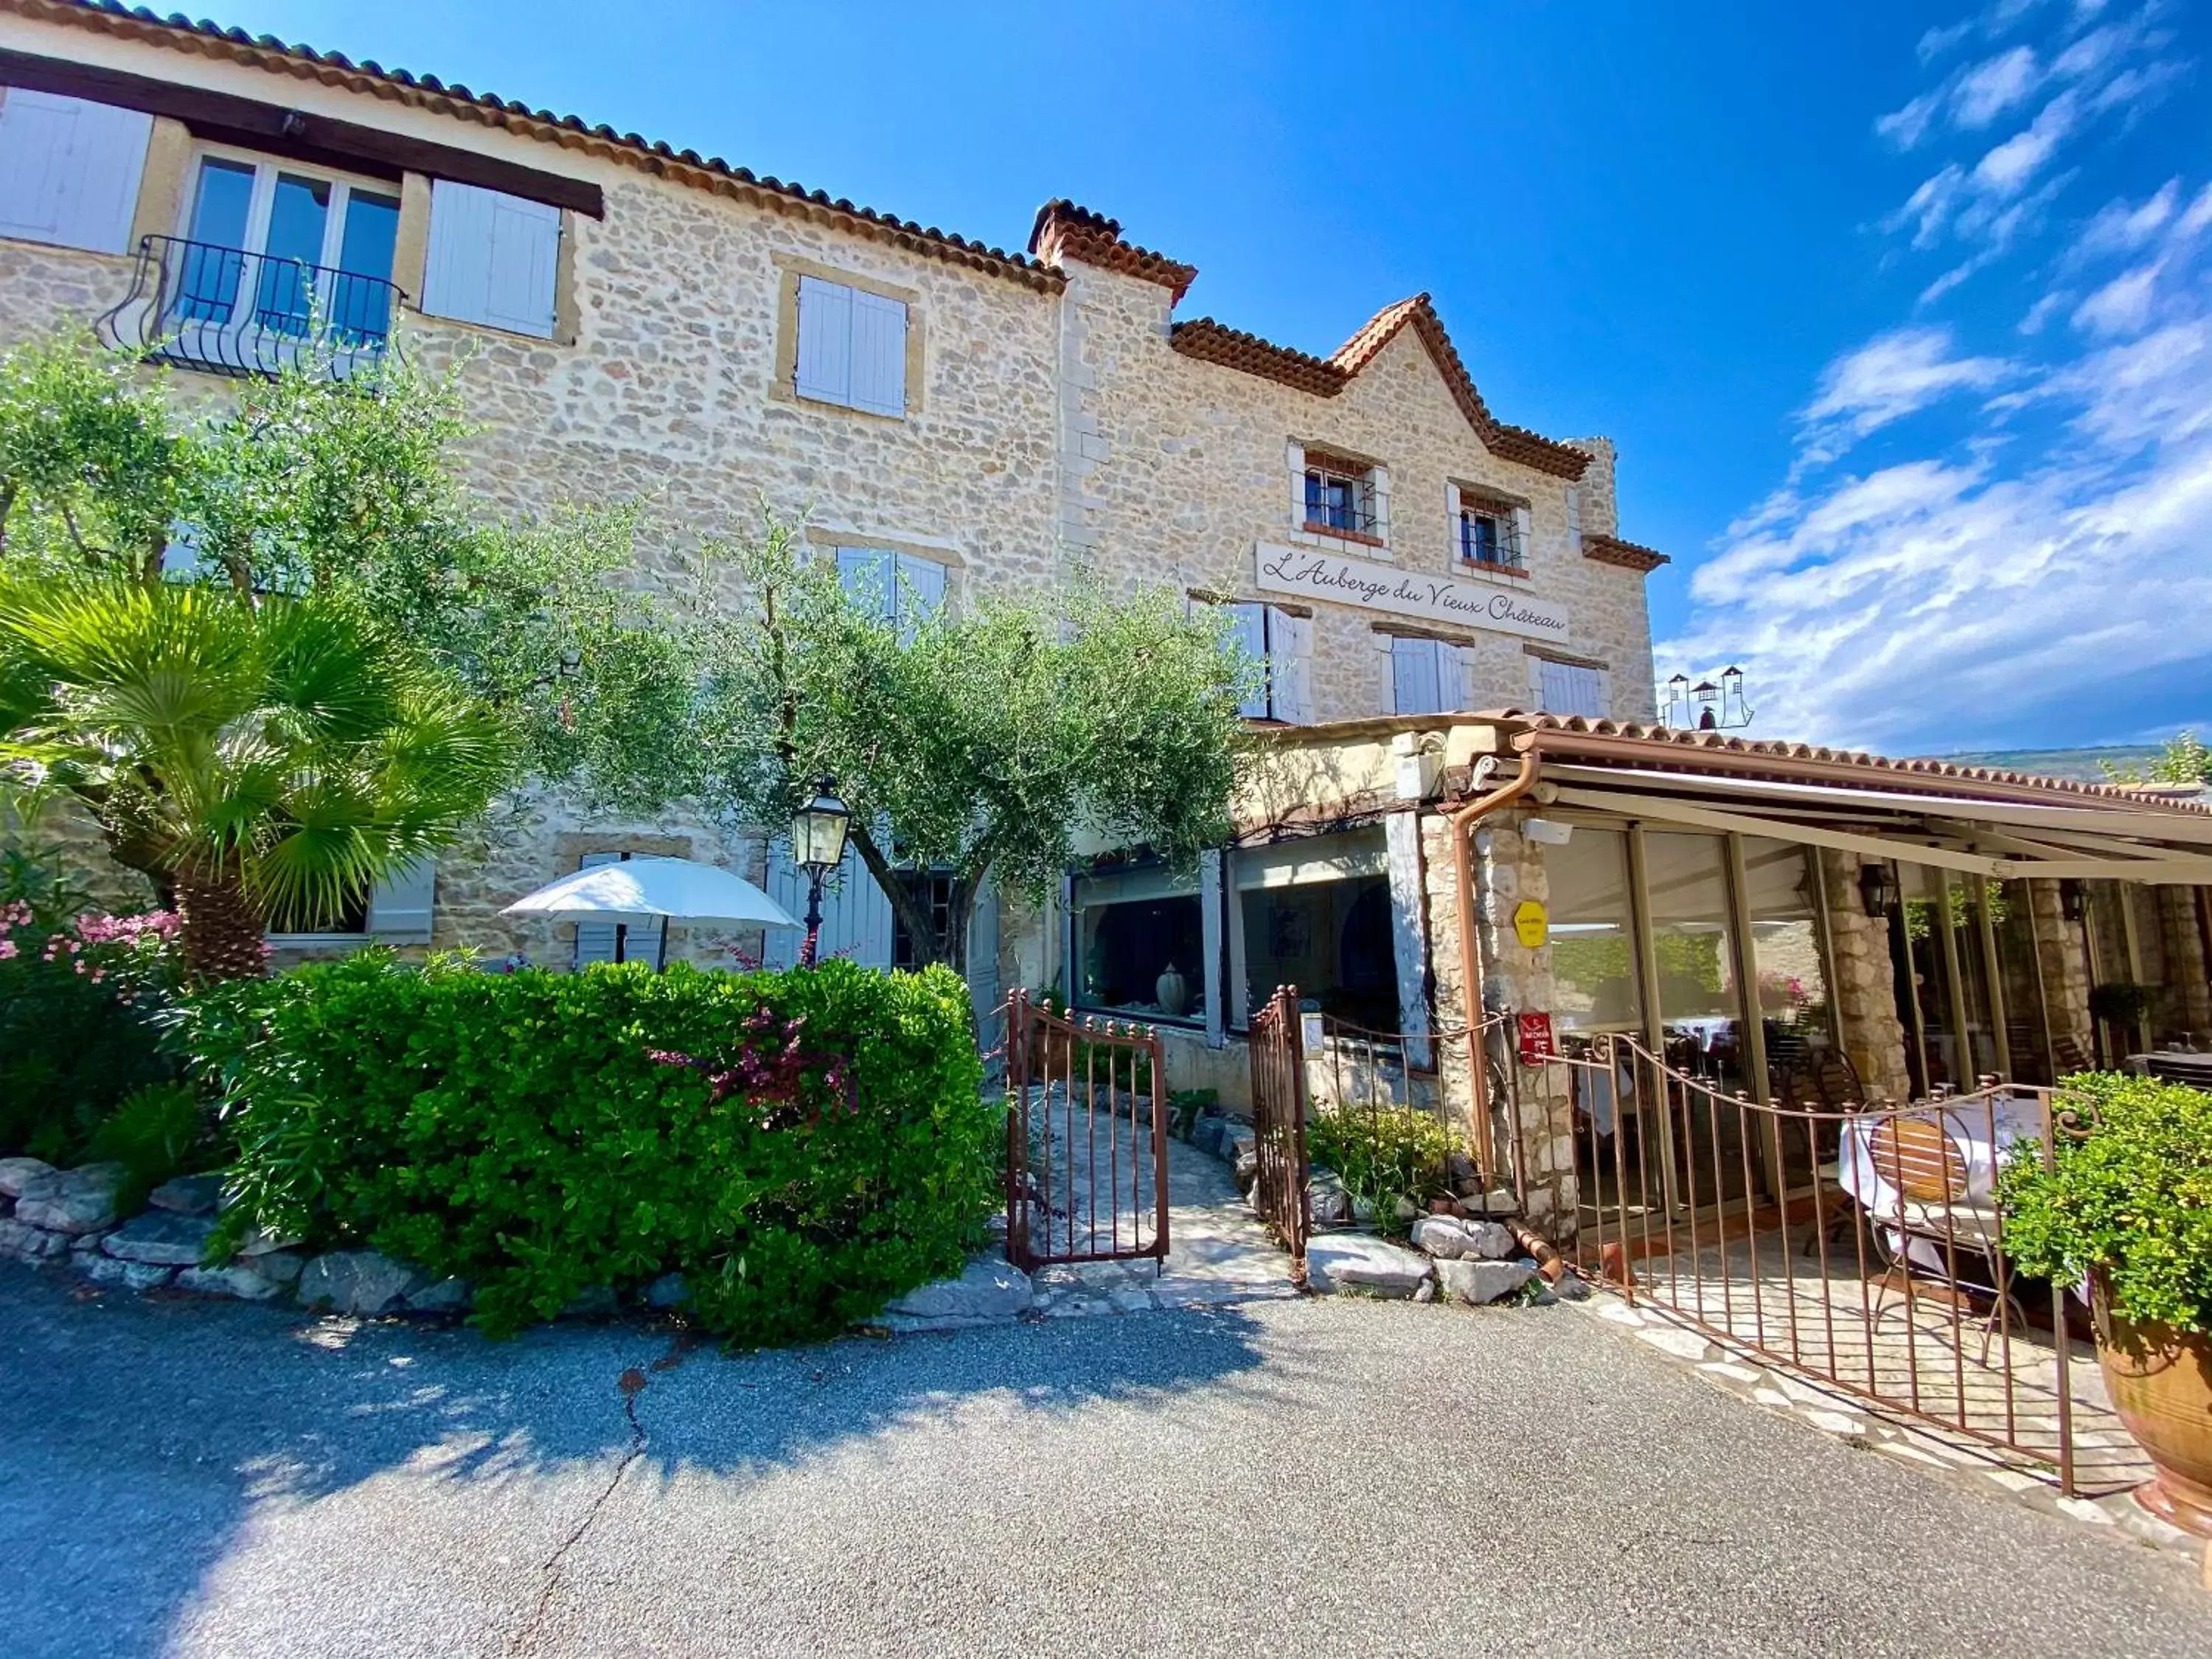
[1448,744,1542,1191]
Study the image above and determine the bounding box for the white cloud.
[2071,259,2163,335]
[2179,181,2212,237]
[2020,287,2073,333]
[1877,90,1944,150]
[1972,90,2078,195]
[1953,45,2042,125]
[1919,20,1975,63]
[1799,327,2013,449]
[2071,178,2180,260]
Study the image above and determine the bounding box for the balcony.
[100,235,406,381]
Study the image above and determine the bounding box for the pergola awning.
[1538,762,2212,884]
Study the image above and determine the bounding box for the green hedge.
[189,953,994,1343]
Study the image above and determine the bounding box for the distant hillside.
[1933,745,2168,785]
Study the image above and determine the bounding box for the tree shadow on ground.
[0,1262,1284,1658]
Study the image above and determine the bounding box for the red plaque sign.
[1517,1012,1557,1066]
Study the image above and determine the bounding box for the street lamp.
[790,777,851,968]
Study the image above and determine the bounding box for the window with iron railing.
[1302,456,1382,540]
[1457,497,1526,572]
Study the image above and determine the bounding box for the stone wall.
[1057,261,1662,726]
[1820,851,1912,1103]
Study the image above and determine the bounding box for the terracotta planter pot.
[2092,1277,2212,1537]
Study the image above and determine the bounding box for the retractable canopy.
[1537,762,2212,883]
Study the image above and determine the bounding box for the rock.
[883,1256,1033,1324]
[1427,1197,1459,1216]
[79,1253,173,1292]
[296,1251,425,1316]
[1412,1278,1437,1303]
[0,1156,55,1200]
[1411,1215,1471,1259]
[0,1217,69,1262]
[1444,1150,1478,1192]
[13,1163,125,1235]
[1307,1170,1353,1225]
[1306,1234,1433,1298]
[644,1271,689,1310]
[1554,1273,1593,1301]
[1463,1221,1520,1261]
[1192,1116,1227,1158]
[176,1265,285,1301]
[1222,1127,1256,1163]
[252,1251,305,1286]
[1436,1259,1537,1306]
[102,1211,218,1267]
[1233,1150,1259,1193]
[147,1174,225,1216]
[234,1228,304,1258]
[406,1276,472,1315]
[560,1284,619,1321]
[1392,1196,1419,1222]
[1461,1187,1520,1217]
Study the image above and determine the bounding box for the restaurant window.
[1549,827,1643,1037]
[1388,636,1468,717]
[1231,831,1396,1029]
[1073,866,1205,1025]
[1739,838,1835,1102]
[1642,832,1751,1096]
[1298,447,1385,544]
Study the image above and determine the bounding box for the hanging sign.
[1512,899,1549,950]
[1254,543,1573,644]
[1517,1012,1557,1067]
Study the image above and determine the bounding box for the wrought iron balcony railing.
[100,235,406,380]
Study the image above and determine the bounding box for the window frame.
[176,142,401,282]
[779,259,922,420]
[1450,482,1531,578]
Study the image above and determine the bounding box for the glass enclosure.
[1072,866,1205,1026]
[1641,831,1753,1097]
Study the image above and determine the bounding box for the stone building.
[6,1,2211,1232]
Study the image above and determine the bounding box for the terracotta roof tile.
[1027,200,1198,302]
[1582,532,1669,573]
[1480,710,2212,817]
[15,0,1062,291]
[1168,294,1591,481]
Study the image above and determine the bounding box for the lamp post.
[789,777,851,968]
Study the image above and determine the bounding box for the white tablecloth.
[1837,1094,2045,1271]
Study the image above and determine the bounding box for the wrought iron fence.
[999,990,1169,1271]
[1540,1033,2139,1497]
[101,235,404,380]
[1247,986,1311,1281]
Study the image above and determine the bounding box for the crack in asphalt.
[506,1365,651,1657]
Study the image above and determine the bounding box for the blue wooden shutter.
[366,857,437,941]
[0,91,150,254]
[1225,602,1269,719]
[571,852,622,967]
[837,546,897,621]
[848,288,908,415]
[1391,637,1443,716]
[422,181,559,337]
[796,275,853,403]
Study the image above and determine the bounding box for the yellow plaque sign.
[1513,900,1549,950]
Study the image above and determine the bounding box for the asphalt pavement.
[0,1260,2202,1658]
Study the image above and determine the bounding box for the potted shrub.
[1997,1072,2212,1535]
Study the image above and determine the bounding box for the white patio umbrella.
[501,856,800,931]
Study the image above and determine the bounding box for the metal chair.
[1865,1115,2023,1361]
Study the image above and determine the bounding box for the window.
[164,153,403,368]
[1073,866,1205,1024]
[1536,658,1606,719]
[422,180,561,338]
[892,872,956,970]
[1453,485,1529,573]
[1301,450,1382,541]
[796,274,909,416]
[837,546,946,634]
[1220,601,1314,723]
[265,858,435,945]
[1229,830,1397,1029]
[1388,636,1467,716]
[571,852,667,969]
[0,89,150,254]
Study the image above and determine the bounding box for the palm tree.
[0,579,516,980]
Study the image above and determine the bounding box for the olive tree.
[671,515,1256,973]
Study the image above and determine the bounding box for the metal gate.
[1001,990,1169,1270]
[1247,986,1312,1282]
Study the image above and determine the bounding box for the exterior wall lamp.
[1859,860,1900,918]
[790,776,852,967]
[2059,878,2089,923]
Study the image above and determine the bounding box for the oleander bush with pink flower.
[0,858,193,1165]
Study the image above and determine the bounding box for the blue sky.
[213,0,2209,754]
